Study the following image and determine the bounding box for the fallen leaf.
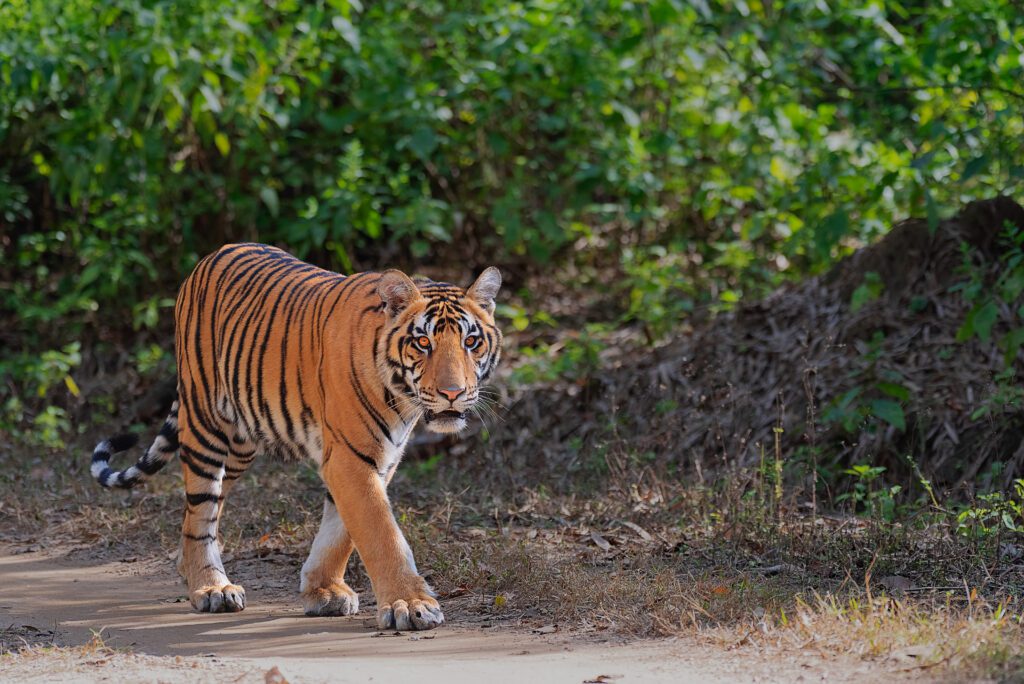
[590,531,611,551]
[264,665,289,684]
[532,624,558,634]
[619,521,652,541]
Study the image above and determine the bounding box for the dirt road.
[0,545,917,683]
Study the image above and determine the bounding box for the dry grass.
[3,446,1024,680]
[404,514,1024,679]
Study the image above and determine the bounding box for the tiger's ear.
[466,266,501,314]
[377,270,420,317]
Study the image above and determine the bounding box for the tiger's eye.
[465,335,478,349]
[417,336,431,349]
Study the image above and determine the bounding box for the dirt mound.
[477,197,1024,495]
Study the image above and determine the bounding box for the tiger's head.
[377,267,503,434]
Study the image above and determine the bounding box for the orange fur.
[92,243,503,629]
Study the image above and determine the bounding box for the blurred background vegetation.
[2,0,1023,507]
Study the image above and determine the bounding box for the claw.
[377,604,395,629]
[376,598,444,631]
[393,599,412,630]
[302,584,358,616]
[191,584,247,613]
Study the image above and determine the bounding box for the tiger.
[90,243,502,631]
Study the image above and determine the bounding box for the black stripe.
[137,457,165,475]
[181,445,226,469]
[341,433,378,469]
[179,453,220,480]
[187,492,222,506]
[159,421,178,441]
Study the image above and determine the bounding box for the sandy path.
[0,545,916,683]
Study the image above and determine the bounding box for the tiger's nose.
[438,386,465,403]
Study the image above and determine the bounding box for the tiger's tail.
[91,400,180,489]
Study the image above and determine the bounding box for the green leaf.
[870,399,906,432]
[214,132,230,157]
[260,187,280,217]
[961,155,988,182]
[610,101,640,128]
[199,84,222,114]
[332,16,361,52]
[850,272,883,313]
[407,128,438,160]
[970,301,995,344]
[876,382,910,402]
[957,300,999,343]
[1001,327,1024,365]
[815,209,848,257]
[925,190,940,233]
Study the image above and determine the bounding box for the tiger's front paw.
[302,582,359,616]
[191,583,246,613]
[377,595,444,631]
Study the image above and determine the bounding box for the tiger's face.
[378,267,503,434]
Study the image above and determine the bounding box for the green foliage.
[821,332,909,434]
[0,343,81,448]
[510,325,608,385]
[621,245,695,342]
[3,0,1023,344]
[496,303,556,334]
[849,272,884,313]
[955,221,1024,359]
[955,480,1024,539]
[947,220,1024,422]
[837,464,902,520]
[2,0,1024,465]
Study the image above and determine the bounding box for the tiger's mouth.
[423,409,467,433]
[424,409,466,422]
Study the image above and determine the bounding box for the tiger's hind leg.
[172,431,255,569]
[300,494,360,616]
[176,409,246,613]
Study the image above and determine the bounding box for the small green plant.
[954,480,1024,540]
[821,333,909,434]
[849,271,884,313]
[511,325,608,385]
[837,464,902,520]
[0,342,82,449]
[406,453,444,481]
[621,245,695,343]
[954,221,1024,360]
[970,367,1024,420]
[135,344,172,376]
[495,303,557,334]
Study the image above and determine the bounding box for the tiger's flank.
[89,243,503,631]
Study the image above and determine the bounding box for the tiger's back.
[178,243,372,464]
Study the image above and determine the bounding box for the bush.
[1,0,1022,448]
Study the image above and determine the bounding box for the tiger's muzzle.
[422,408,468,434]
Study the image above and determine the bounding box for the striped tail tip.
[91,433,143,489]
